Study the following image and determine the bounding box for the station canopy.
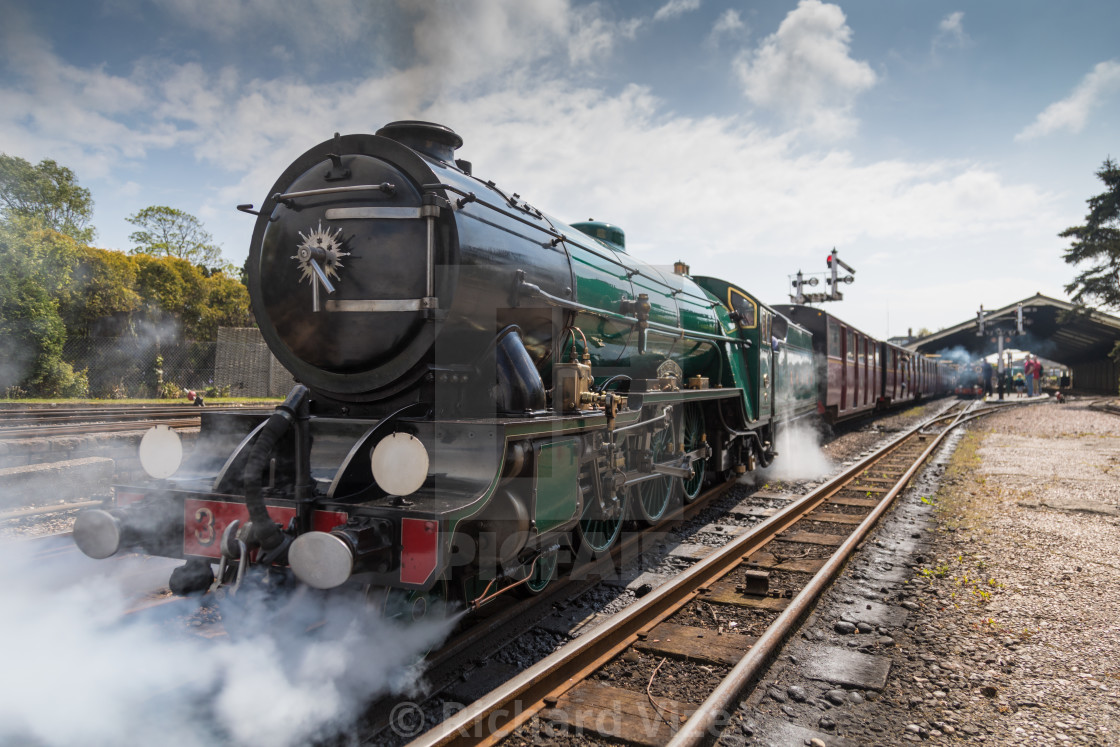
[911,294,1120,393]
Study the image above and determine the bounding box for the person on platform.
[1025,355,1041,397]
[1014,370,1025,397]
[981,360,994,398]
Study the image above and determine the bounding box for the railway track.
[0,405,269,439]
[20,530,80,561]
[401,399,1022,747]
[360,474,744,742]
[0,404,203,423]
[15,530,187,617]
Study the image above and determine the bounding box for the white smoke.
[753,420,833,483]
[0,540,457,747]
[934,345,974,365]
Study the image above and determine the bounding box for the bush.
[205,383,230,398]
[159,381,182,399]
[34,360,89,398]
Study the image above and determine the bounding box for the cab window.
[727,288,757,328]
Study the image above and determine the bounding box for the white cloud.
[1,0,1062,335]
[568,4,645,66]
[149,0,377,49]
[931,11,970,59]
[936,11,967,47]
[1015,60,1120,141]
[707,9,745,47]
[653,0,701,23]
[0,12,179,176]
[733,0,877,139]
[713,9,744,35]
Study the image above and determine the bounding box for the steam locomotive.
[71,122,949,619]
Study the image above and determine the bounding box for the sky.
[2,0,1118,340]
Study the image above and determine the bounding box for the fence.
[214,328,296,398]
[61,328,292,399]
[63,337,216,398]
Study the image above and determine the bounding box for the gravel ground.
[903,398,1120,745]
[734,396,1120,747]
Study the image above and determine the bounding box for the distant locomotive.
[72,122,950,618]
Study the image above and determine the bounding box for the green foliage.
[35,360,90,398]
[0,157,251,398]
[0,218,81,395]
[1061,157,1120,309]
[158,381,182,399]
[205,383,232,398]
[60,244,141,336]
[200,269,252,338]
[127,205,222,267]
[62,248,249,341]
[0,154,95,243]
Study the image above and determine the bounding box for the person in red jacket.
[1025,355,1041,397]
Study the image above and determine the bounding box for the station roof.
[911,294,1120,365]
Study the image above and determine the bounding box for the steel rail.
[0,501,103,522]
[668,404,976,746]
[16,531,78,561]
[405,408,953,747]
[0,418,203,439]
[0,405,268,423]
[361,478,737,741]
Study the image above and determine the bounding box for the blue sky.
[2,0,1118,339]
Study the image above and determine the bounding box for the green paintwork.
[562,235,731,386]
[571,220,626,251]
[774,319,817,421]
[691,276,763,422]
[533,439,580,534]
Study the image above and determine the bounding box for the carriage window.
[846,330,855,363]
[727,288,757,329]
[771,314,788,341]
[828,320,841,358]
[858,337,866,365]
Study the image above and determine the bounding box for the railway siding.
[733,398,1120,745]
[0,429,199,481]
[0,456,114,509]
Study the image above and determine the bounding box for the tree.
[1061,157,1120,309]
[200,270,252,339]
[0,217,87,396]
[133,253,208,338]
[0,154,95,243]
[127,206,223,267]
[60,245,141,338]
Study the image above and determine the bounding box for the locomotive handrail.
[423,182,569,240]
[271,182,397,203]
[422,182,716,306]
[516,275,743,346]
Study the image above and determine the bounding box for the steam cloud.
[754,420,833,483]
[934,345,974,365]
[0,539,457,746]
